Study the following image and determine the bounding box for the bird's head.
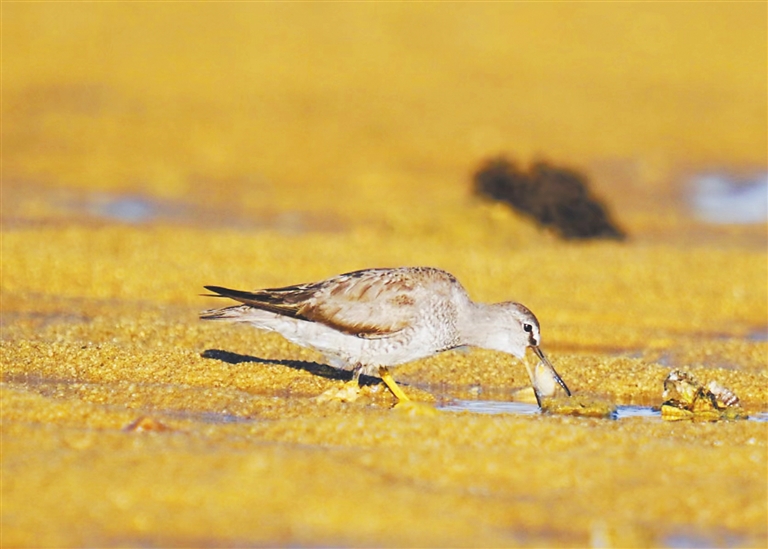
[475,302,571,404]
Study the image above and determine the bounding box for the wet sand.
[2,4,767,548]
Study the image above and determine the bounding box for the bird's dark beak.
[528,346,571,407]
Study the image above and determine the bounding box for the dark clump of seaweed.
[473,157,626,240]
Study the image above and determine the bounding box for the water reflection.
[440,399,768,422]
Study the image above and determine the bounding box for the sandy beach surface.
[2,4,767,547]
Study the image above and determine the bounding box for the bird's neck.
[458,302,512,354]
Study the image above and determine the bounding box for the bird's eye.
[523,323,533,333]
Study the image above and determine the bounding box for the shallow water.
[440,399,768,422]
[689,172,768,224]
[1,185,344,234]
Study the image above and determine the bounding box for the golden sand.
[2,4,767,548]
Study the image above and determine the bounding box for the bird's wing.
[204,267,458,339]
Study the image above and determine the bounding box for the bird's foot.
[316,380,362,403]
[393,399,438,416]
[377,366,437,415]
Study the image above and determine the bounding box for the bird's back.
[205,267,469,340]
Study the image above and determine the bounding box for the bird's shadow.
[200,349,381,386]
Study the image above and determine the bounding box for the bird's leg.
[350,364,363,387]
[378,366,437,416]
[316,364,364,403]
[378,366,411,403]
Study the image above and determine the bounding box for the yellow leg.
[378,366,411,402]
[378,367,436,416]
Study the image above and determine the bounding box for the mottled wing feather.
[296,270,419,337]
[204,267,459,339]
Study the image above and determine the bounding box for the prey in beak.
[525,345,571,407]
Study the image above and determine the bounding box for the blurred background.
[3,6,767,547]
[3,2,766,240]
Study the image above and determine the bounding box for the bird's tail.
[199,305,252,321]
